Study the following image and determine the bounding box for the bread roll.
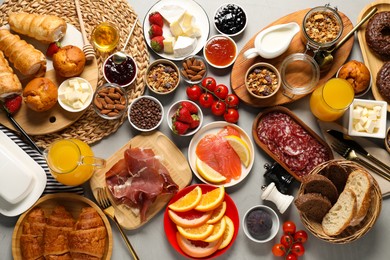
[0,50,22,98]
[20,207,46,260]
[337,60,371,94]
[23,77,58,112]
[53,45,86,78]
[0,29,46,77]
[8,12,67,43]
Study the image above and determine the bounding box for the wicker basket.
[297,159,382,244]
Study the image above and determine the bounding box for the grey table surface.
[1,0,389,259]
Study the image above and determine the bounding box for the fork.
[96,187,139,260]
[331,140,390,182]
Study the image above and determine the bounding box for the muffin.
[53,45,86,77]
[23,77,58,112]
[337,60,371,95]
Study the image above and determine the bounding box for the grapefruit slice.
[168,186,202,212]
[176,232,223,258]
[168,209,212,228]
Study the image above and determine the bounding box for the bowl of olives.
[243,205,279,243]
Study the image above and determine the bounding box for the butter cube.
[362,107,368,116]
[72,100,83,109]
[352,106,363,119]
[354,122,365,132]
[359,116,368,126]
[364,119,376,133]
[367,109,378,120]
[80,82,90,92]
[163,37,175,54]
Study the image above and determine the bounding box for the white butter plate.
[0,131,46,217]
[143,0,210,60]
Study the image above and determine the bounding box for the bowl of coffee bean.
[128,95,164,132]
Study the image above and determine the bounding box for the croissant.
[20,207,46,260]
[8,12,67,43]
[0,50,22,98]
[69,207,107,260]
[0,29,46,77]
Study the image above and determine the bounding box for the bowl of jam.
[203,35,238,69]
[214,3,247,37]
[103,53,137,88]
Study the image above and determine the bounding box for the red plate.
[164,184,239,259]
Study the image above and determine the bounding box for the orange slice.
[168,186,202,212]
[195,186,225,212]
[177,222,214,240]
[204,216,226,242]
[207,201,227,224]
[218,216,235,250]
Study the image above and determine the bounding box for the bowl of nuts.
[145,59,180,95]
[128,95,164,132]
[180,55,207,84]
[245,62,281,99]
[93,83,128,120]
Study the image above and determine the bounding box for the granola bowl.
[145,59,180,95]
[245,62,281,99]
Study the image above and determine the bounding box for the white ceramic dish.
[348,99,388,139]
[0,131,46,217]
[203,34,238,69]
[128,95,164,132]
[188,121,254,187]
[143,0,210,60]
[213,3,248,37]
[58,77,93,113]
[167,100,203,136]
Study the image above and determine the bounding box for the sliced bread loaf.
[323,162,349,193]
[303,174,339,204]
[294,193,332,222]
[322,188,357,236]
[344,169,373,226]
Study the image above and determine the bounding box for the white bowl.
[203,35,238,69]
[242,205,280,243]
[58,77,93,113]
[128,95,164,132]
[167,100,203,136]
[213,3,248,37]
[348,99,388,139]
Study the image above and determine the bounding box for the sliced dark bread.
[302,174,339,205]
[294,193,332,222]
[323,163,349,193]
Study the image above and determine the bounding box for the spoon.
[112,17,138,64]
[75,0,95,61]
[314,7,377,69]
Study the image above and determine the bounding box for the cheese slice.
[163,37,175,54]
[173,36,197,57]
[159,5,186,24]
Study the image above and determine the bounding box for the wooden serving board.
[231,9,353,107]
[90,131,193,230]
[0,59,98,135]
[12,193,113,260]
[357,0,390,112]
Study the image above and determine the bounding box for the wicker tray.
[297,159,382,244]
[0,0,150,148]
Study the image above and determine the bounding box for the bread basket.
[297,159,382,244]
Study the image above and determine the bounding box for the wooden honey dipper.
[75,0,95,61]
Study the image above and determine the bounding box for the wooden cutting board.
[231,8,353,108]
[89,131,193,230]
[356,0,390,111]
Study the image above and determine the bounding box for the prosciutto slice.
[106,147,178,222]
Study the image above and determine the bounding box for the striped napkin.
[0,125,83,195]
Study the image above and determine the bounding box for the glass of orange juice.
[44,139,105,186]
[310,78,354,121]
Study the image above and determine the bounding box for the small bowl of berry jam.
[103,53,137,88]
[214,3,247,37]
[203,35,238,69]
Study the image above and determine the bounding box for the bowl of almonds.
[180,55,208,84]
[92,83,128,120]
[145,59,180,95]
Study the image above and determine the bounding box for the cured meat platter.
[356,0,390,112]
[90,131,192,230]
[231,8,353,108]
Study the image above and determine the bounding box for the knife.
[327,129,390,173]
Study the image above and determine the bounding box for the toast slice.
[303,174,339,204]
[294,193,332,222]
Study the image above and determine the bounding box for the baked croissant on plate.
[8,12,67,43]
[0,50,22,98]
[0,29,46,77]
[20,207,46,260]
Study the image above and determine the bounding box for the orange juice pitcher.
[44,139,105,186]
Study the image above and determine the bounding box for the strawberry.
[149,12,164,27]
[3,94,22,115]
[190,114,200,129]
[149,24,163,38]
[46,42,61,57]
[181,101,198,114]
[173,121,190,135]
[176,106,193,124]
[150,36,164,52]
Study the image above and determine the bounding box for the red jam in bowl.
[204,36,236,67]
[104,55,137,86]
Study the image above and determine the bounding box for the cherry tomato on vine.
[283,221,296,235]
[225,93,239,107]
[199,92,214,108]
[272,243,286,257]
[291,243,305,257]
[201,77,217,92]
[280,234,294,248]
[286,253,298,260]
[211,100,226,116]
[294,230,308,244]
[214,84,229,99]
[186,85,202,101]
[223,108,239,123]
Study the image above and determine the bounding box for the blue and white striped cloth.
[0,125,83,195]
